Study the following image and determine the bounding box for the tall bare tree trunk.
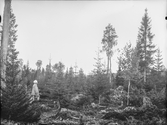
[109,56,112,86]
[107,56,109,75]
[0,0,11,88]
[144,31,147,84]
[127,79,131,106]
[144,68,146,84]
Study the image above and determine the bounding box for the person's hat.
[33,80,38,84]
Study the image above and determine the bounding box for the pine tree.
[154,48,163,72]
[45,64,52,84]
[1,9,41,123]
[118,42,141,86]
[36,60,42,70]
[35,60,42,80]
[136,9,156,84]
[118,42,134,72]
[52,61,65,84]
[102,24,118,86]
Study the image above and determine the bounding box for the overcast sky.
[0,0,166,74]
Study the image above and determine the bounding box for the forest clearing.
[0,0,166,125]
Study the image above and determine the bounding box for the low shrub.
[146,88,166,109]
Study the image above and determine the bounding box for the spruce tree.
[6,9,19,82]
[77,68,86,91]
[93,48,104,75]
[147,48,164,91]
[154,48,163,72]
[136,9,156,84]
[1,8,41,123]
[67,67,75,92]
[115,67,124,87]
[90,49,110,102]
[21,62,32,91]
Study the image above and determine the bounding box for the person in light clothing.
[31,80,40,102]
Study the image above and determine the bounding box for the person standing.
[31,80,40,102]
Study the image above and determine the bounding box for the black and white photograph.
[0,0,166,124]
